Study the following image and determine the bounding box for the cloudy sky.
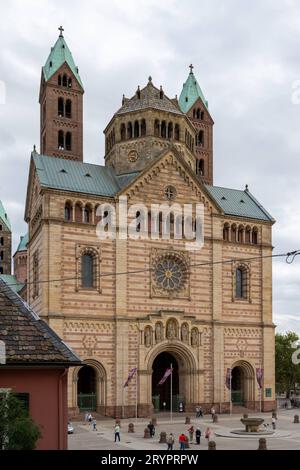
[0,0,299,333]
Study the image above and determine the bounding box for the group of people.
[84,412,98,431]
[166,426,212,450]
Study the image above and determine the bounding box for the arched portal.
[77,365,97,411]
[231,361,255,406]
[152,352,179,411]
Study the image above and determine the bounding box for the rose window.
[154,254,188,291]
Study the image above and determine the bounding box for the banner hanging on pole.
[157,368,172,386]
[123,367,137,388]
[256,368,263,389]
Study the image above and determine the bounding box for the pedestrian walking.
[211,407,215,421]
[88,413,93,425]
[195,406,200,418]
[92,418,97,431]
[167,433,174,450]
[84,412,89,424]
[114,424,121,442]
[199,406,203,417]
[195,428,201,445]
[179,433,186,450]
[205,427,212,442]
[272,417,276,430]
[188,425,194,442]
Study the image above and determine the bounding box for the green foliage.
[0,393,41,450]
[275,331,300,397]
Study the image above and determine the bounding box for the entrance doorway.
[231,366,244,405]
[152,352,180,412]
[77,365,97,411]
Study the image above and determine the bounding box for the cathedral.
[23,28,276,417]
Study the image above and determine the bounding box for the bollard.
[151,417,157,426]
[144,427,151,438]
[213,414,218,423]
[128,423,134,433]
[185,416,191,424]
[159,431,167,443]
[208,440,216,450]
[258,438,267,450]
[294,415,299,424]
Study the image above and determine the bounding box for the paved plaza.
[68,409,300,450]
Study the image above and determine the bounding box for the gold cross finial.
[189,64,194,74]
[58,26,64,37]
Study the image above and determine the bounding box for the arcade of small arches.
[223,223,259,244]
[58,130,72,151]
[192,107,205,120]
[143,319,201,348]
[58,97,72,119]
[57,73,73,88]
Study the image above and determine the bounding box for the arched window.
[0,237,3,246]
[141,119,146,137]
[120,123,126,141]
[223,223,230,241]
[75,203,82,223]
[196,108,201,119]
[62,74,68,87]
[58,130,64,150]
[127,122,132,139]
[245,226,251,243]
[64,202,72,221]
[196,159,204,175]
[198,130,204,146]
[236,267,247,299]
[168,122,173,139]
[161,121,166,138]
[238,226,244,243]
[134,120,139,138]
[201,111,204,120]
[66,132,72,151]
[154,120,160,137]
[84,205,92,224]
[175,124,180,140]
[58,75,62,86]
[68,77,72,88]
[58,98,64,117]
[65,99,72,118]
[252,228,258,244]
[231,224,237,242]
[82,253,95,288]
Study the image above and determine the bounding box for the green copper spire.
[0,200,11,231]
[179,64,208,113]
[43,27,83,88]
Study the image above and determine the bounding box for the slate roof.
[179,68,208,113]
[0,275,24,294]
[32,153,139,197]
[0,200,11,231]
[116,78,182,116]
[43,33,83,88]
[31,154,273,222]
[205,185,275,222]
[0,278,81,365]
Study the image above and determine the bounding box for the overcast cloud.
[0,0,299,333]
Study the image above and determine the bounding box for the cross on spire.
[58,25,64,37]
[189,64,194,74]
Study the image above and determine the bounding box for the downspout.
[58,368,68,450]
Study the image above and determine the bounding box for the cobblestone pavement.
[68,409,300,450]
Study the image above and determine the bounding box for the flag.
[123,367,137,388]
[158,368,172,386]
[225,368,232,389]
[256,368,263,389]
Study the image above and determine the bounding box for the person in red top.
[179,433,186,450]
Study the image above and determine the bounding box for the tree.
[0,393,41,450]
[275,331,300,397]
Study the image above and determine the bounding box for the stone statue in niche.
[155,323,163,343]
[191,328,199,347]
[167,320,177,340]
[181,324,189,343]
[144,327,152,347]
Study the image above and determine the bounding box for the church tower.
[179,65,214,185]
[39,27,84,161]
